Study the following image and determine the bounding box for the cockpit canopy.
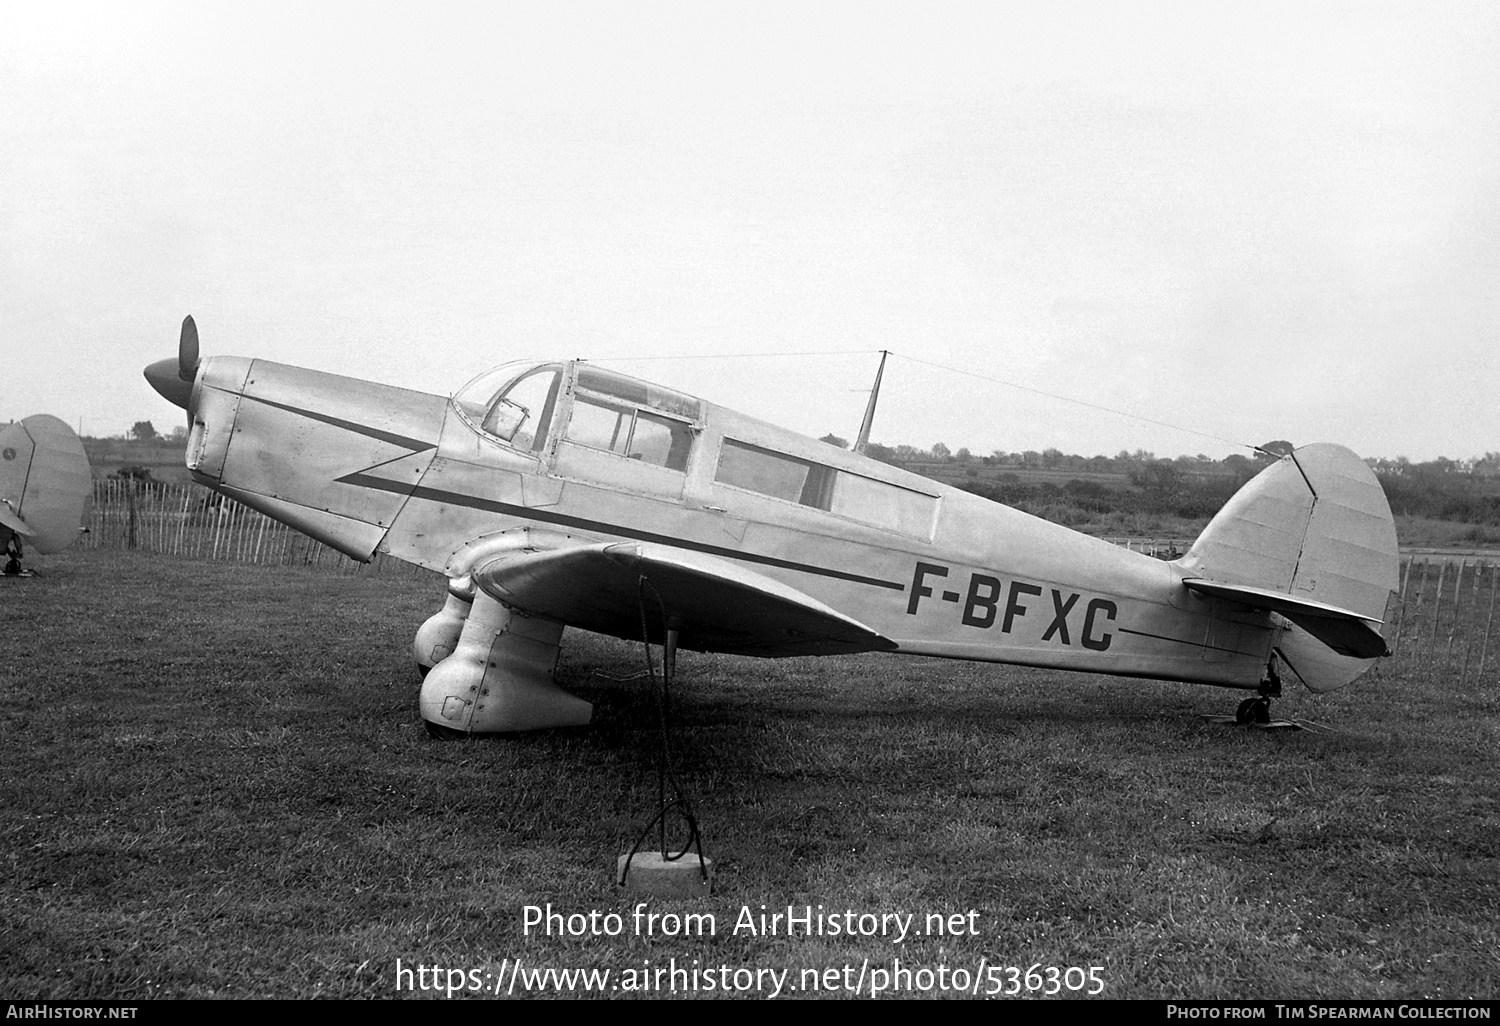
[452,361,701,470]
[452,361,564,453]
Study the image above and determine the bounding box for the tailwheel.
[1215,655,1301,730]
[1206,657,1300,730]
[1236,696,1272,725]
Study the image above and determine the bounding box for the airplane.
[144,316,1398,735]
[0,415,92,576]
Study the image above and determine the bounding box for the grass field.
[2,549,1496,1000]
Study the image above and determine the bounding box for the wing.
[1182,578,1387,659]
[472,540,897,657]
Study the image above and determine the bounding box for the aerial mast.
[853,350,888,454]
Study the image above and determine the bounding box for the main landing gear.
[412,574,592,736]
[3,534,26,577]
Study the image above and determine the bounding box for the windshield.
[453,362,563,453]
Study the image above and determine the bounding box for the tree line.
[818,435,1500,528]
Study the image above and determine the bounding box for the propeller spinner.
[143,315,201,411]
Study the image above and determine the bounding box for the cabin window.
[715,438,937,538]
[827,472,938,538]
[566,393,693,471]
[715,440,834,505]
[482,366,561,452]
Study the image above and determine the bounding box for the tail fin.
[1175,444,1398,691]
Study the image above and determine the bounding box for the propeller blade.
[179,315,200,382]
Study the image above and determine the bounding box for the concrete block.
[616,851,712,898]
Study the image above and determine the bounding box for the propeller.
[143,314,201,412]
[178,315,199,381]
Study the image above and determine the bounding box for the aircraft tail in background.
[0,415,92,556]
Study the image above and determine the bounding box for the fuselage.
[178,355,1278,690]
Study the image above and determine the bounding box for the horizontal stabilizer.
[475,541,897,657]
[0,505,34,536]
[1182,579,1387,659]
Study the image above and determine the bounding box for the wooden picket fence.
[1106,537,1190,559]
[84,478,427,577]
[1384,556,1499,686]
[82,480,1498,681]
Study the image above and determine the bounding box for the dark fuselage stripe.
[240,393,438,453]
[340,472,908,591]
[1117,626,1241,655]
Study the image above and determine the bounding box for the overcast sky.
[3,1,1496,460]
